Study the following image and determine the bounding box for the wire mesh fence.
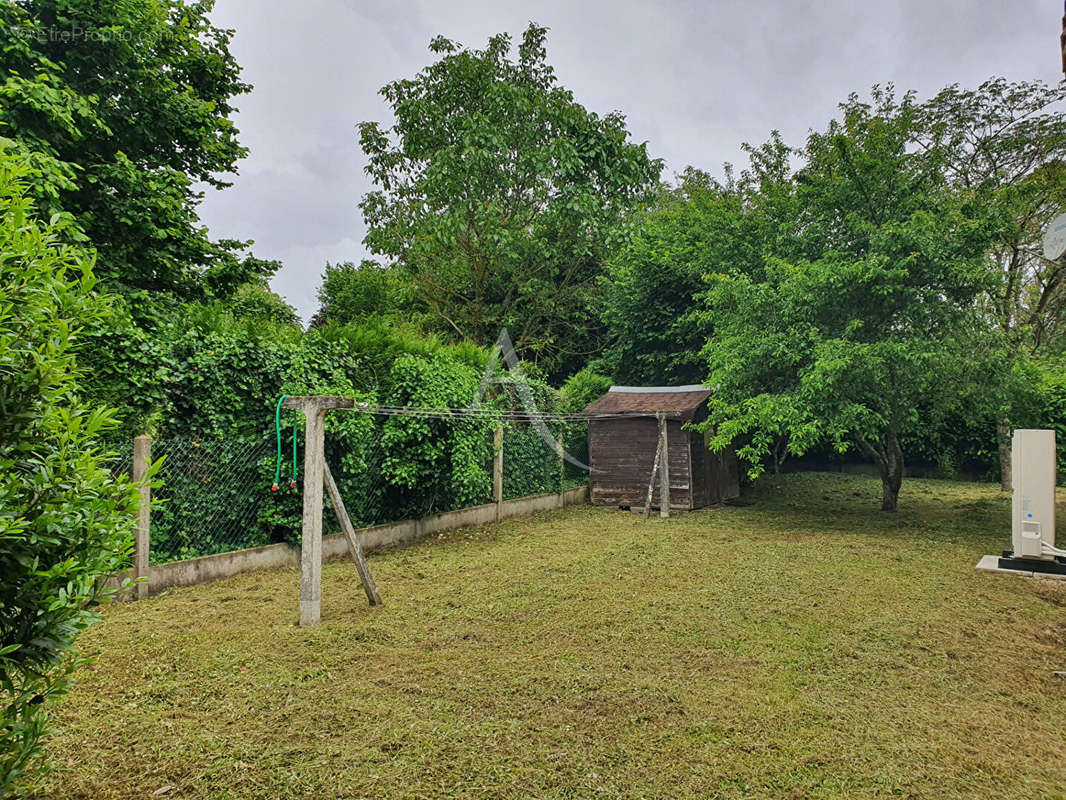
[562,419,590,489]
[107,449,133,481]
[150,436,276,564]
[126,413,590,565]
[102,448,136,571]
[502,422,563,499]
[320,412,496,530]
[499,419,589,499]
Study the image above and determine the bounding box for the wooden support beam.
[643,416,664,520]
[323,459,381,606]
[659,413,670,519]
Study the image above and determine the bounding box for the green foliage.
[380,355,495,514]
[1037,364,1066,483]
[0,160,139,794]
[0,0,267,303]
[359,23,661,378]
[225,281,300,328]
[77,303,315,442]
[313,318,488,392]
[75,305,517,559]
[600,169,767,384]
[703,88,994,511]
[559,367,612,413]
[501,424,563,500]
[913,79,1066,482]
[312,260,418,328]
[917,78,1066,356]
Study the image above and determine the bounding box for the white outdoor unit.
[1012,429,1057,558]
[1008,429,1059,565]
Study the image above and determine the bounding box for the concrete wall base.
[114,485,588,599]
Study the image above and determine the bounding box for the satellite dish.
[1043,212,1066,260]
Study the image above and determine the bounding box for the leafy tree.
[916,78,1066,488]
[704,90,992,511]
[311,260,417,328]
[358,23,661,378]
[600,168,779,384]
[560,367,612,413]
[224,281,300,328]
[0,157,139,794]
[0,0,267,302]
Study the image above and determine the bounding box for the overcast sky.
[198,0,1060,322]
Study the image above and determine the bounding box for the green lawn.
[31,472,1066,799]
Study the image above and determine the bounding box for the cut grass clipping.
[29,472,1066,799]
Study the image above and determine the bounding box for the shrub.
[0,159,139,794]
[560,367,612,413]
[379,354,495,515]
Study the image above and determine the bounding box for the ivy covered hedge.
[502,424,563,500]
[90,313,587,561]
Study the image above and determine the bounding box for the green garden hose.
[273,395,298,491]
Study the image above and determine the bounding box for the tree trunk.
[772,437,788,475]
[997,417,1012,492]
[878,434,904,513]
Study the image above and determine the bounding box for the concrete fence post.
[280,395,357,627]
[132,434,151,600]
[299,407,326,627]
[493,424,504,521]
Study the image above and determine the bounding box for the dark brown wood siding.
[589,418,693,509]
[690,430,707,508]
[702,434,741,504]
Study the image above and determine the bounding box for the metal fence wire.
[317,418,496,533]
[150,436,275,564]
[502,419,589,499]
[139,415,589,565]
[107,450,133,481]
[502,422,563,500]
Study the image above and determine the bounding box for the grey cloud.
[199,0,1061,322]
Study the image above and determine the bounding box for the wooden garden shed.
[584,385,740,511]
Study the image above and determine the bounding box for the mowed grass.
[31,472,1066,800]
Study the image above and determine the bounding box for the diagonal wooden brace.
[323,459,381,606]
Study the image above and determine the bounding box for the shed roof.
[583,385,712,419]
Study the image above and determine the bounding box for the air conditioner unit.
[998,429,1064,575]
